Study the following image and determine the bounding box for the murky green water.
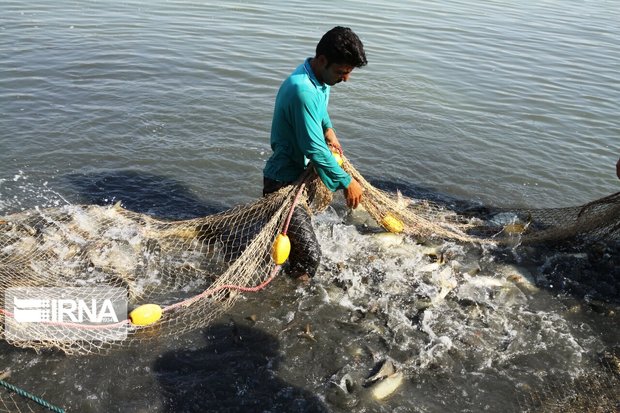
[1,1,619,412]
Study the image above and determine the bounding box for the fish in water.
[497,264,539,293]
[364,359,395,384]
[365,359,405,400]
[370,371,404,400]
[326,372,358,408]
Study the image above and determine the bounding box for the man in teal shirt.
[263,26,367,279]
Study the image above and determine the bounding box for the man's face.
[316,56,354,86]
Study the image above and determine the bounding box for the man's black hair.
[315,26,367,68]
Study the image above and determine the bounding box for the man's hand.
[344,178,363,209]
[324,128,342,155]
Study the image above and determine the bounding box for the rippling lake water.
[1,1,619,412]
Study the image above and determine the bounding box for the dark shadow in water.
[153,321,329,413]
[62,170,229,219]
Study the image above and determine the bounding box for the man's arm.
[324,127,361,208]
[324,128,342,154]
[292,93,363,207]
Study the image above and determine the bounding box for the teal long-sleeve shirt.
[263,58,352,192]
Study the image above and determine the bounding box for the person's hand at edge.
[344,178,363,209]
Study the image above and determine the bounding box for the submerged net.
[517,354,620,413]
[0,157,619,356]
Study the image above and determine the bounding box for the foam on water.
[310,208,615,409]
[1,180,618,411]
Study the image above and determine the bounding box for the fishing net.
[321,158,619,244]
[0,156,618,356]
[0,183,296,355]
[0,391,46,413]
[517,354,620,412]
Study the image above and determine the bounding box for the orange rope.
[162,264,281,313]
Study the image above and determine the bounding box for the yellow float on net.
[129,304,163,326]
[381,214,405,233]
[271,233,291,265]
[332,151,344,166]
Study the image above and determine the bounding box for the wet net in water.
[516,356,620,412]
[1,157,619,412]
[0,157,618,355]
